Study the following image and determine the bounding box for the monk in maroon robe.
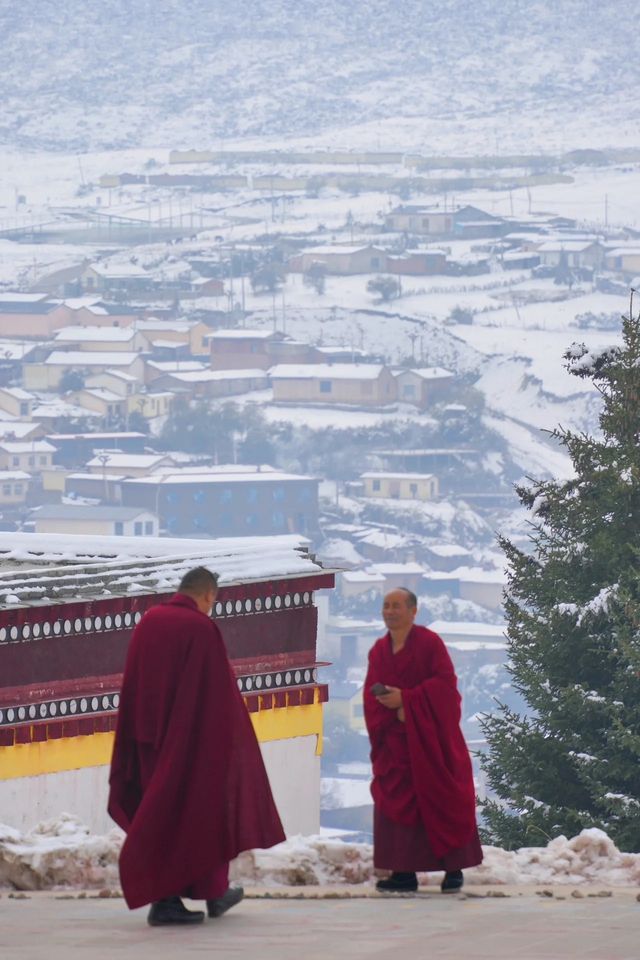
[108,566,286,925]
[364,588,482,893]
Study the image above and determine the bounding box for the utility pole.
[604,194,609,228]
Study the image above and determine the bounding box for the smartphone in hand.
[370,682,390,697]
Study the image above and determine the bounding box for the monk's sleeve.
[363,647,397,747]
[400,632,477,857]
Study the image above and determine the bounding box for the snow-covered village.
[1,2,639,957]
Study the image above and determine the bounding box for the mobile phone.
[370,682,389,697]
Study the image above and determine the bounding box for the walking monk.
[108,566,286,925]
[364,588,482,893]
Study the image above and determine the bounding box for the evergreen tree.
[480,296,640,851]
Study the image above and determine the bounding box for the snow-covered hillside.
[1,1,639,150]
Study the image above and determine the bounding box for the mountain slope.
[1,0,639,150]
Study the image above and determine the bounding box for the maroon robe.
[108,593,286,909]
[364,624,482,871]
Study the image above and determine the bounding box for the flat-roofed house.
[360,471,439,500]
[536,239,604,270]
[208,329,316,371]
[384,206,453,236]
[53,326,150,353]
[154,368,268,399]
[270,363,396,406]
[0,470,31,506]
[0,440,55,473]
[31,504,159,538]
[386,250,447,275]
[121,465,319,538]
[393,367,455,408]
[0,387,35,420]
[288,245,387,275]
[0,295,72,339]
[23,351,145,390]
[604,247,640,275]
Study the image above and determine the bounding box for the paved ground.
[1,887,639,959]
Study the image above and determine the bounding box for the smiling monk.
[364,588,482,894]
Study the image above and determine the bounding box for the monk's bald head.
[382,588,417,635]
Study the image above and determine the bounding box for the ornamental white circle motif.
[265,674,272,687]
[245,677,253,691]
[91,697,99,711]
[84,618,92,631]
[113,694,120,709]
[94,617,102,630]
[284,595,291,608]
[74,619,82,632]
[7,708,14,722]
[274,596,282,609]
[102,696,110,710]
[33,623,41,638]
[255,676,263,689]
[69,700,77,714]
[63,620,72,634]
[22,624,30,640]
[39,704,47,718]
[80,698,88,713]
[49,702,57,717]
[285,672,292,685]
[293,593,301,605]
[10,626,18,640]
[275,674,282,686]
[294,671,302,684]
[60,701,68,715]
[18,706,26,720]
[29,705,36,719]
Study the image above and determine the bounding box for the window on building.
[144,522,154,535]
[2,484,10,495]
[272,510,285,528]
[422,218,429,229]
[114,522,124,536]
[134,522,143,535]
[409,483,418,496]
[13,484,22,495]
[39,456,47,465]
[19,403,29,416]
[220,488,232,504]
[402,384,416,398]
[246,513,259,529]
[28,456,34,467]
[12,456,19,467]
[246,487,258,504]
[372,479,381,492]
[272,486,285,502]
[371,257,380,269]
[319,380,332,393]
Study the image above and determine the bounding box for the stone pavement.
[1,887,638,960]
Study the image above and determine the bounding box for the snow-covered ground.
[2,815,639,890]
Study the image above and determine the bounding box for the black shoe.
[441,870,464,893]
[376,872,418,893]
[147,896,205,926]
[207,885,245,918]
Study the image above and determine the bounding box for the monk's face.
[196,587,217,617]
[382,590,417,633]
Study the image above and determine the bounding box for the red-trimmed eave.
[0,683,329,746]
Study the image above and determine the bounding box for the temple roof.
[0,532,328,607]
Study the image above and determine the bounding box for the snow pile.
[2,817,639,890]
[474,830,640,886]
[233,835,373,886]
[0,814,122,891]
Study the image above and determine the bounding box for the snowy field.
[1,815,639,890]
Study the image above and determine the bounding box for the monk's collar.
[167,592,200,611]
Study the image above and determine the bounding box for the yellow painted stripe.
[0,732,114,781]
[0,700,324,780]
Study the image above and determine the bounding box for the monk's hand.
[376,686,403,709]
[397,706,406,722]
